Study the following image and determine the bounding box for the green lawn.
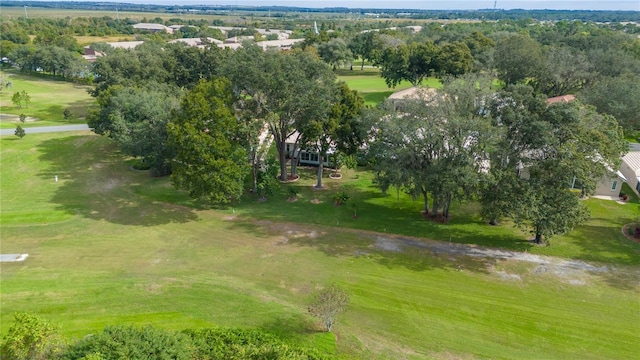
[0,70,94,129]
[1,132,639,359]
[337,68,442,106]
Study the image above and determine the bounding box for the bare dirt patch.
[0,113,38,123]
[253,221,630,285]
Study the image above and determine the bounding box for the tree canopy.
[168,78,248,203]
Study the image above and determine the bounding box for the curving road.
[0,124,90,136]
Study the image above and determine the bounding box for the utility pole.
[493,1,497,19]
[115,7,120,21]
[24,6,28,19]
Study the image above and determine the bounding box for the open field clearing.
[0,70,94,129]
[337,68,442,106]
[74,35,137,45]
[1,132,639,359]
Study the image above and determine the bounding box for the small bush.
[14,125,25,139]
[19,113,26,123]
[63,108,72,119]
[333,191,349,205]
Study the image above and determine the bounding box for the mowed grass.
[1,132,639,359]
[0,70,94,128]
[337,68,442,106]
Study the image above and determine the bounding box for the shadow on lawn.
[36,135,198,226]
[566,220,640,266]
[228,218,493,274]
[42,98,94,121]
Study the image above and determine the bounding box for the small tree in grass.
[15,125,25,139]
[308,284,350,332]
[11,91,30,109]
[19,113,26,123]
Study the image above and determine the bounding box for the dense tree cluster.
[369,76,626,243]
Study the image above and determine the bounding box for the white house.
[619,151,640,195]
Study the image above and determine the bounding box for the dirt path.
[372,234,611,275]
[255,221,640,285]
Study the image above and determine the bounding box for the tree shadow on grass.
[227,218,493,274]
[41,98,94,122]
[564,221,640,266]
[35,134,198,226]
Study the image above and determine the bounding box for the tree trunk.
[431,198,439,218]
[290,137,301,177]
[443,201,449,218]
[252,161,258,193]
[361,60,365,70]
[315,153,324,188]
[534,230,543,244]
[442,194,452,218]
[422,191,429,213]
[279,147,287,181]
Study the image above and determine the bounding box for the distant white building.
[133,23,173,34]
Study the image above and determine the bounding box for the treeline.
[3,1,640,22]
[0,313,326,360]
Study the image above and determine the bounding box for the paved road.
[0,124,90,136]
[629,143,640,152]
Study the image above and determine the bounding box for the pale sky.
[33,1,640,11]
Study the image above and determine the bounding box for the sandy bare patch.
[310,198,322,204]
[0,113,38,123]
[374,236,402,252]
[494,270,522,281]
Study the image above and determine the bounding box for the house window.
[611,181,618,191]
[310,153,318,163]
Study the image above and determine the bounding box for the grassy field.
[1,132,639,359]
[74,35,137,46]
[0,70,94,129]
[337,68,442,106]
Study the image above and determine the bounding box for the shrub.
[63,108,72,119]
[184,328,326,360]
[333,191,349,205]
[61,325,192,360]
[0,312,66,360]
[14,125,25,139]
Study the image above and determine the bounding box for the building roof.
[388,86,437,101]
[169,38,223,46]
[256,39,304,50]
[622,151,640,176]
[546,94,576,104]
[133,23,173,34]
[105,41,145,49]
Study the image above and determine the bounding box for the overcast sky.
[33,1,640,11]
